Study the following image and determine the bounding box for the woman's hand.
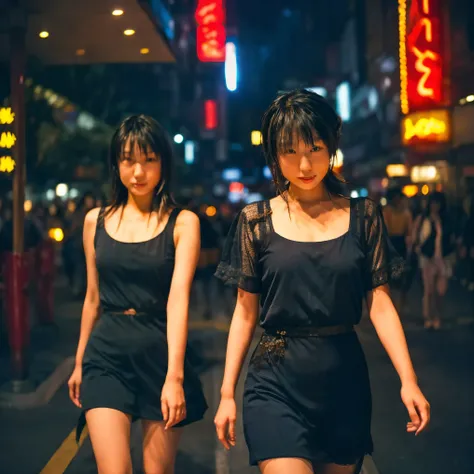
[401,382,430,435]
[161,379,186,430]
[68,365,83,408]
[214,396,237,450]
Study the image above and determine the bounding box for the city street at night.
[0,279,473,474]
[2,0,474,473]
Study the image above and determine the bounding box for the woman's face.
[118,139,162,198]
[278,134,330,192]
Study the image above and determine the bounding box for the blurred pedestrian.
[460,194,474,292]
[62,192,96,295]
[383,188,414,313]
[194,208,220,320]
[214,89,430,474]
[412,192,454,329]
[68,115,207,473]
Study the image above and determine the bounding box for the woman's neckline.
[268,197,353,244]
[102,208,174,244]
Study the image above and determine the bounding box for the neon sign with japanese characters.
[399,0,444,114]
[195,0,226,62]
[0,107,16,173]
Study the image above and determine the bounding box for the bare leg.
[314,460,362,474]
[421,263,435,327]
[433,270,448,329]
[142,420,182,474]
[86,408,132,474]
[259,457,314,474]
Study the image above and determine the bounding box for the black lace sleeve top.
[215,198,405,328]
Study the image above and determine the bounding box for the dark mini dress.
[215,198,404,470]
[77,207,208,440]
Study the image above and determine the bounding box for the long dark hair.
[261,89,347,199]
[106,115,176,221]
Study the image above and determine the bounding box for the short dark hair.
[261,89,346,198]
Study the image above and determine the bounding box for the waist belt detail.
[252,324,355,368]
[265,324,354,338]
[104,308,163,318]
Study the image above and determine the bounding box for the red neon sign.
[204,100,218,129]
[405,0,443,111]
[195,0,226,62]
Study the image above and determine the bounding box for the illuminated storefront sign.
[195,0,226,62]
[386,164,409,177]
[0,107,16,174]
[204,99,218,129]
[0,107,15,124]
[0,156,15,173]
[411,165,439,182]
[401,109,450,144]
[398,0,444,114]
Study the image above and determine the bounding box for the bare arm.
[434,217,443,258]
[368,285,417,384]
[74,208,101,367]
[368,284,430,434]
[220,289,259,398]
[405,210,414,250]
[166,210,201,382]
[411,214,422,251]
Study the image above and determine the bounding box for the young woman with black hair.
[68,115,207,474]
[214,90,430,474]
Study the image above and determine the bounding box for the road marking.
[40,427,88,474]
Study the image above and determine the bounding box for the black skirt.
[243,330,373,469]
[77,311,208,441]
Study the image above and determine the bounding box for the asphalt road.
[0,280,473,474]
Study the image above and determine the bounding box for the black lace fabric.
[214,201,271,294]
[360,198,406,290]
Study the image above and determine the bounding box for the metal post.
[6,10,30,387]
[11,27,26,256]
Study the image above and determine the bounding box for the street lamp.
[55,183,68,197]
[174,134,184,144]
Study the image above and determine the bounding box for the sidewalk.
[0,277,80,406]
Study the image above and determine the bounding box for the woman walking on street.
[68,115,207,474]
[214,90,430,474]
[412,191,454,330]
[382,187,413,313]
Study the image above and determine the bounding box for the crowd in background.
[383,189,474,329]
[0,189,473,326]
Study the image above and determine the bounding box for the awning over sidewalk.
[0,0,175,64]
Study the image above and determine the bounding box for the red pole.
[36,240,55,324]
[7,9,29,382]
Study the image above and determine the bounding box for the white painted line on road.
[361,455,380,474]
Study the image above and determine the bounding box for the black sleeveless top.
[215,198,405,329]
[94,207,181,316]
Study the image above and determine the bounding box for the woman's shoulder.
[175,208,199,228]
[350,196,378,217]
[84,207,103,226]
[240,199,272,224]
